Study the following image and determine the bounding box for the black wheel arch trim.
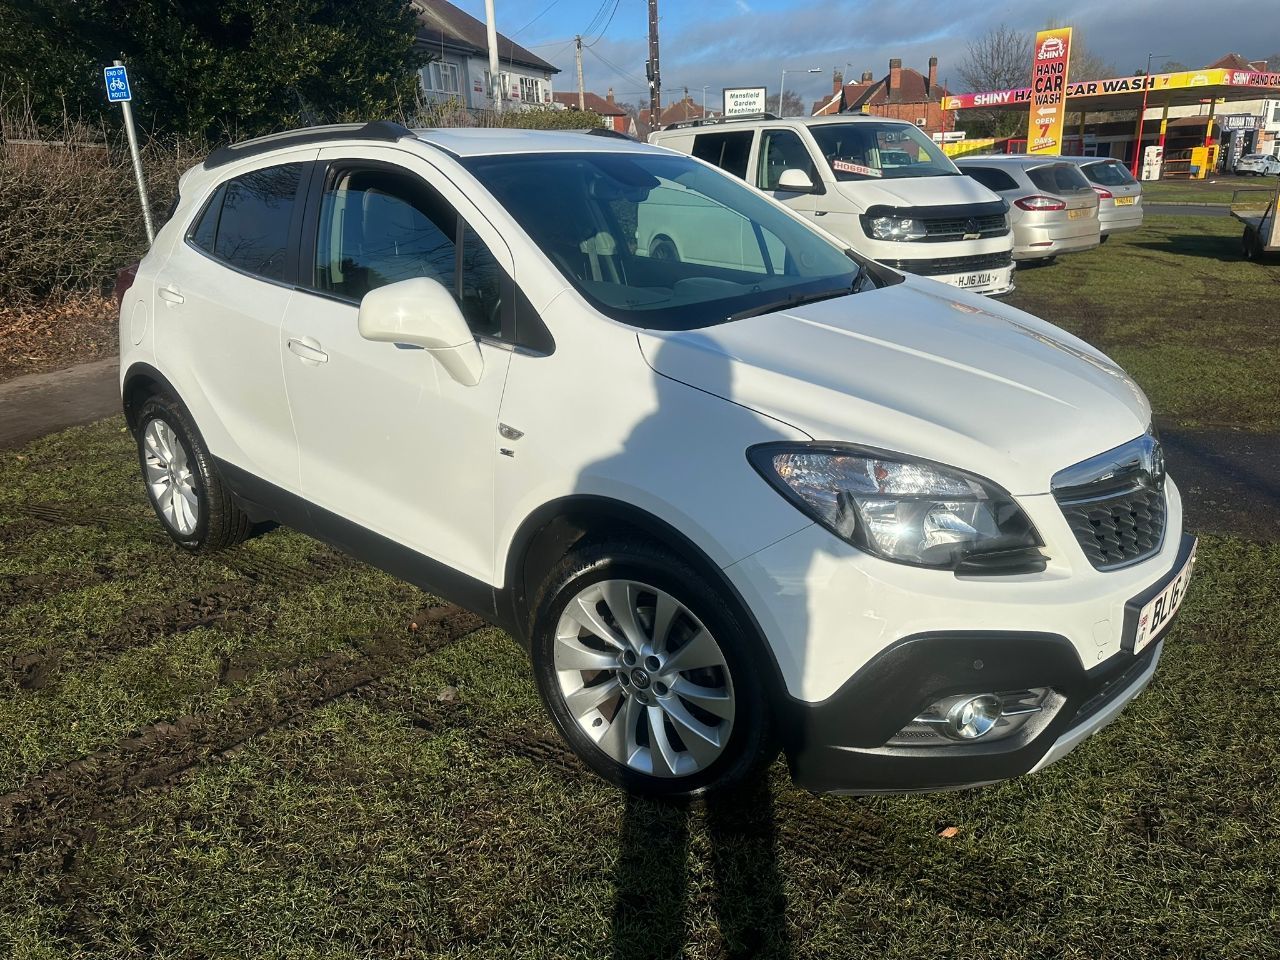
[121,362,188,434]
[499,494,792,701]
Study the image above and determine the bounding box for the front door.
[752,128,819,216]
[280,148,513,584]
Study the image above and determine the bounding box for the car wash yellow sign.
[1028,27,1072,155]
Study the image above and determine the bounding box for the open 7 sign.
[1027,27,1072,155]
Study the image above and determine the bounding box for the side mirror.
[358,277,483,386]
[777,168,817,193]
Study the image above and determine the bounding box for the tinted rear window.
[691,130,753,180]
[1082,161,1135,187]
[1027,163,1091,194]
[964,166,1019,192]
[189,163,303,281]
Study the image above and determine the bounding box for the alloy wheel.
[142,419,199,536]
[553,579,735,778]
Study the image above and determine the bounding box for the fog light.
[946,694,1002,740]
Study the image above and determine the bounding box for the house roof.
[551,92,626,116]
[1205,52,1269,72]
[413,1,560,74]
[812,68,948,115]
[643,97,719,129]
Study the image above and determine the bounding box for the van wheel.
[650,236,681,262]
[135,395,253,552]
[530,540,776,797]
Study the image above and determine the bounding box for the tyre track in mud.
[2,545,362,692]
[0,604,488,860]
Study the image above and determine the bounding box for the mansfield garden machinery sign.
[724,86,766,116]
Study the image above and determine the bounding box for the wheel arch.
[500,494,791,704]
[122,362,185,434]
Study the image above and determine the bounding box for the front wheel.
[530,540,777,797]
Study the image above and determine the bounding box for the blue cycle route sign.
[104,65,132,102]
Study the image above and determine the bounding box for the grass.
[1142,177,1278,204]
[2,419,1279,958]
[1006,214,1280,429]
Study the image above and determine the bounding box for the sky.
[453,0,1280,111]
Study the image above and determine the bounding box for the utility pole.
[646,0,661,128]
[575,35,586,111]
[484,0,502,113]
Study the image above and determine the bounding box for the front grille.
[1058,487,1166,570]
[922,213,1009,241]
[1052,433,1168,571]
[881,252,1013,277]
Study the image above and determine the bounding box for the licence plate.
[1068,208,1088,219]
[1130,540,1197,654]
[953,271,995,289]
[1115,196,1136,206]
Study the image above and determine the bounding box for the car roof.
[653,113,919,135]
[955,154,1077,168]
[410,127,655,157]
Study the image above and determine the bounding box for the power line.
[582,0,622,46]
[510,0,563,39]
[583,44,646,89]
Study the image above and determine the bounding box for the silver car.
[1235,153,1280,177]
[957,155,1100,263]
[1062,157,1143,240]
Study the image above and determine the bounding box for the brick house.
[635,95,720,138]
[812,57,953,135]
[551,88,630,133]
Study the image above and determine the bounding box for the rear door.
[153,153,314,491]
[280,146,514,584]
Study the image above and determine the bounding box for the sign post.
[1027,27,1072,155]
[105,61,154,243]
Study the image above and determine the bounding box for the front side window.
[809,122,960,181]
[463,151,861,331]
[188,163,302,281]
[312,167,503,337]
[757,129,819,191]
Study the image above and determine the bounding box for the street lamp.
[779,67,821,117]
[702,84,710,114]
[1132,52,1170,177]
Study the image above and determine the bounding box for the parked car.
[650,114,1016,296]
[1062,156,1144,240]
[1235,153,1280,176]
[957,155,1101,263]
[118,123,1194,798]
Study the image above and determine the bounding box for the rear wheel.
[650,236,680,263]
[135,395,252,552]
[530,540,776,797]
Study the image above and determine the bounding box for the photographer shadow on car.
[542,334,808,958]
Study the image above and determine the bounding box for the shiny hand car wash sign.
[1028,27,1072,155]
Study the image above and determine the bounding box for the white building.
[413,1,561,111]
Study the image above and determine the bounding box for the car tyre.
[530,539,777,797]
[135,394,253,552]
[650,236,681,263]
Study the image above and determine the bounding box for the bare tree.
[956,24,1031,137]
[765,90,806,117]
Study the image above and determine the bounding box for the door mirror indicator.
[358,277,484,386]
[777,168,816,193]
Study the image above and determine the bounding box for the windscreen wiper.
[727,282,859,322]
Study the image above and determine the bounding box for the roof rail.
[202,121,414,170]
[574,127,638,141]
[661,112,779,132]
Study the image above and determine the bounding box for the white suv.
[118,122,1195,797]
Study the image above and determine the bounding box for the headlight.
[865,215,927,241]
[749,444,1044,571]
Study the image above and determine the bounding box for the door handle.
[157,285,184,304]
[287,337,329,364]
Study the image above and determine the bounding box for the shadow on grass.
[1130,230,1245,262]
[611,780,791,960]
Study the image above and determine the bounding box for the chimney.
[607,87,615,104]
[889,58,902,99]
[833,69,843,95]
[861,70,873,83]
[928,56,938,95]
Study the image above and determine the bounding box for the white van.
[650,114,1016,296]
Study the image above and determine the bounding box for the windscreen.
[461,151,861,330]
[808,122,960,181]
